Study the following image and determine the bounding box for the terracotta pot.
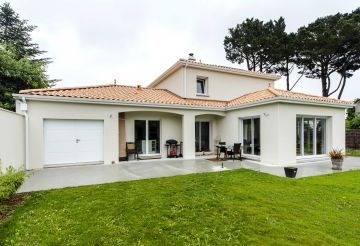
[331,158,343,170]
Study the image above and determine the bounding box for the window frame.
[196,77,208,96]
[296,116,327,157]
[239,116,261,158]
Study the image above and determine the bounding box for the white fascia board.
[225,97,353,111]
[13,94,353,113]
[12,93,225,111]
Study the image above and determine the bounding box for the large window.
[296,116,326,156]
[242,118,260,156]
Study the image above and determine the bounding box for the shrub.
[328,149,344,160]
[0,166,26,203]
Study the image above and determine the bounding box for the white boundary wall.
[0,108,25,171]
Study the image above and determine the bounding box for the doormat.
[206,158,225,162]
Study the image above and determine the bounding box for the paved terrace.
[18,157,360,192]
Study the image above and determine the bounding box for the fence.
[0,108,25,172]
[346,129,360,149]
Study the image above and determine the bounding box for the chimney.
[136,85,142,91]
[188,53,196,62]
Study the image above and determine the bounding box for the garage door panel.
[44,119,104,165]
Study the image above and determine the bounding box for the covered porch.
[117,110,225,162]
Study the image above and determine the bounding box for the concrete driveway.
[18,159,243,192]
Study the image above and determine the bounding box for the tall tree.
[224,17,298,90]
[0,2,54,110]
[224,18,273,73]
[0,2,44,59]
[296,11,360,98]
[0,45,49,110]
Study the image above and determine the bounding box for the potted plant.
[328,149,344,170]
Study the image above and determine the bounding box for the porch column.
[182,113,195,159]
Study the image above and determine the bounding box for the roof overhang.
[13,93,353,112]
[147,59,281,88]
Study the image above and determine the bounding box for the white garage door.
[44,119,104,166]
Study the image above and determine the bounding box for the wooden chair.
[227,143,242,161]
[126,142,139,161]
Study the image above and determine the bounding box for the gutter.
[12,93,226,111]
[13,93,353,112]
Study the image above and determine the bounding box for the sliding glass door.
[135,120,160,155]
[242,118,260,156]
[296,116,326,156]
[195,121,210,152]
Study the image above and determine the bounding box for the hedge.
[0,166,26,203]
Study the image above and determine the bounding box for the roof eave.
[13,93,353,112]
[226,97,353,110]
[12,93,226,111]
[148,59,281,88]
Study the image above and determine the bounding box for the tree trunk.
[338,75,346,99]
[286,61,290,90]
[321,75,328,97]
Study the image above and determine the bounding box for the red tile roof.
[18,84,352,108]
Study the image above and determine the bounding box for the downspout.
[21,97,29,170]
[183,60,188,98]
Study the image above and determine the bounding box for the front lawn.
[1,169,360,245]
[347,148,360,157]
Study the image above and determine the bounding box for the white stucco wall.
[185,67,274,101]
[21,100,225,169]
[18,98,346,169]
[153,68,184,97]
[219,103,346,165]
[219,103,280,164]
[276,103,346,165]
[0,108,25,171]
[153,66,275,101]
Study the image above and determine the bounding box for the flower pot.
[284,167,298,178]
[331,159,343,170]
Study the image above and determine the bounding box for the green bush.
[0,166,26,203]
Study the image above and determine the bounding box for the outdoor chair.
[219,143,227,160]
[126,142,139,161]
[227,143,242,161]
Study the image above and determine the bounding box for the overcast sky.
[9,0,360,100]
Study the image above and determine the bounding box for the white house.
[12,54,353,170]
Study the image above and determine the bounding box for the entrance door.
[242,118,260,156]
[134,120,160,155]
[195,121,210,152]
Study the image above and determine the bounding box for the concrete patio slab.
[18,159,242,192]
[240,156,360,178]
[18,157,360,192]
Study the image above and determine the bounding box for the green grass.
[1,169,360,245]
[347,148,360,157]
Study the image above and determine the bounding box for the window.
[296,116,326,156]
[196,78,207,95]
[241,117,260,156]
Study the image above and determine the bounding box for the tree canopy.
[224,9,360,99]
[0,2,53,111]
